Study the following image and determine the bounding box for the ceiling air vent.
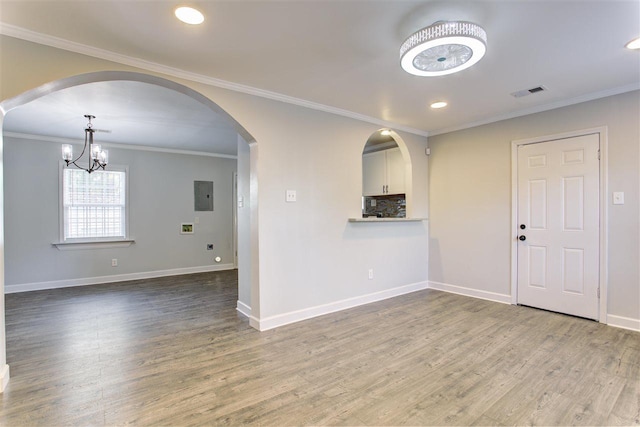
[511,85,547,98]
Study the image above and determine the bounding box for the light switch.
[238,196,244,208]
[613,192,624,205]
[286,190,297,203]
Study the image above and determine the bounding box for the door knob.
[519,235,526,241]
[520,224,526,230]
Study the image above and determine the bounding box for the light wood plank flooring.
[0,270,638,426]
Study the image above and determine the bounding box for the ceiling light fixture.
[175,6,204,25]
[400,21,487,76]
[625,37,640,50]
[62,115,108,174]
[380,129,392,136]
[430,101,448,109]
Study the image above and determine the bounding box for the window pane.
[63,169,126,240]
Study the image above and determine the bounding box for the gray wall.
[428,91,639,322]
[0,35,430,330]
[3,136,237,289]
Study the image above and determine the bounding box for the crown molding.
[0,22,429,138]
[3,132,237,159]
[428,83,640,136]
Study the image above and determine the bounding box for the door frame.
[510,126,608,323]
[232,172,238,268]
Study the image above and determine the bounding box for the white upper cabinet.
[362,147,405,196]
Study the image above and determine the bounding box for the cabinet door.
[362,151,386,196]
[385,147,405,194]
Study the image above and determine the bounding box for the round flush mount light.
[175,6,204,25]
[430,101,448,109]
[625,37,640,50]
[400,21,487,77]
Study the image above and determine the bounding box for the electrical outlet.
[111,258,118,267]
[368,269,374,280]
[286,190,297,202]
[207,244,214,250]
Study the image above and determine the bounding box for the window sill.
[53,239,135,251]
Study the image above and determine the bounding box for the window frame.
[57,161,131,248]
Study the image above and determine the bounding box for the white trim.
[236,300,251,318]
[427,281,511,304]
[252,281,429,331]
[53,239,135,250]
[510,127,608,322]
[232,172,238,268]
[0,23,428,138]
[0,364,9,393]
[4,132,238,159]
[429,84,640,136]
[4,263,235,294]
[606,315,640,332]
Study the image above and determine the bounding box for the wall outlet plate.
[286,190,297,202]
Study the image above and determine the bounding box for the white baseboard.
[236,300,252,318]
[253,281,429,331]
[427,281,512,305]
[607,314,640,332]
[0,364,9,393]
[4,264,236,294]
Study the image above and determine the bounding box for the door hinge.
[597,149,601,160]
[597,287,600,298]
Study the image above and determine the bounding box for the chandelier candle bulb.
[62,144,73,161]
[99,150,109,164]
[91,144,102,160]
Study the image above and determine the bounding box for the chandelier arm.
[67,160,90,173]
[67,129,91,165]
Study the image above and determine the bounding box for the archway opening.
[0,71,260,391]
[361,129,413,218]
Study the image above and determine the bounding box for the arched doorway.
[0,71,260,392]
[361,129,413,218]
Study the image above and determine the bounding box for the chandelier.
[400,21,487,76]
[61,115,108,173]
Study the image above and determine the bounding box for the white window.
[60,166,128,242]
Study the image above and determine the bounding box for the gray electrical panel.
[194,181,213,211]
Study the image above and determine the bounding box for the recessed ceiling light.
[625,37,640,50]
[175,6,204,25]
[400,21,487,77]
[430,101,448,109]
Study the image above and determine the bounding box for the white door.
[517,133,599,319]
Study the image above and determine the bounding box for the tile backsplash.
[363,194,406,218]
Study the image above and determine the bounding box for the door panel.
[528,246,547,288]
[529,179,547,229]
[517,133,599,320]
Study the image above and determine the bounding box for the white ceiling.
[3,81,239,156]
[1,0,639,152]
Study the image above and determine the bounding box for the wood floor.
[0,270,638,426]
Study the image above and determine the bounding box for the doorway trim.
[510,126,608,323]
